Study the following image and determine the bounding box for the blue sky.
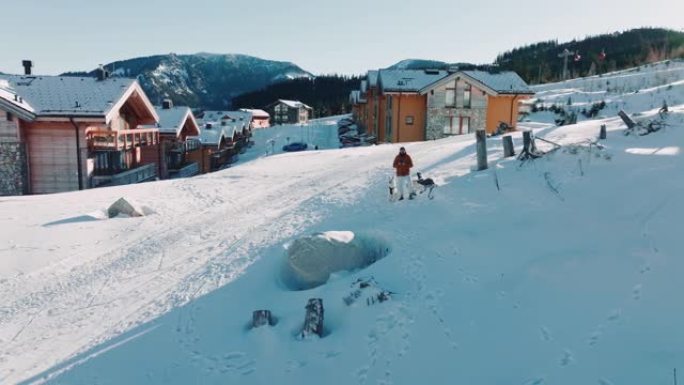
[1,0,682,75]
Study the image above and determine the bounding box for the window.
[443,115,458,135]
[463,84,472,109]
[461,117,471,134]
[445,89,455,107]
[405,116,414,125]
[6,112,13,122]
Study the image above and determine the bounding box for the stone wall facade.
[0,142,27,196]
[425,77,489,140]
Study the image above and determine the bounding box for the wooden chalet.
[192,114,240,173]
[0,63,160,195]
[144,100,201,179]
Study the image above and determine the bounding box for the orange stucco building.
[351,68,533,143]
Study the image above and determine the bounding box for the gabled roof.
[420,70,534,96]
[0,78,34,120]
[273,99,313,110]
[0,75,158,123]
[461,70,534,95]
[196,120,238,147]
[367,70,379,88]
[201,110,251,131]
[378,69,448,93]
[142,106,199,137]
[240,108,270,118]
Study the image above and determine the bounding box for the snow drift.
[280,231,391,290]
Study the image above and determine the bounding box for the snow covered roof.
[378,69,449,93]
[0,78,35,120]
[367,70,379,87]
[196,120,238,147]
[201,110,252,131]
[277,99,313,110]
[240,108,270,118]
[420,70,534,96]
[0,75,158,123]
[461,70,534,95]
[141,106,198,136]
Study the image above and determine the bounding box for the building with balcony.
[0,64,160,195]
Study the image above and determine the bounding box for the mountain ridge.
[61,53,313,109]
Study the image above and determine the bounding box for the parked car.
[340,133,376,148]
[282,142,308,152]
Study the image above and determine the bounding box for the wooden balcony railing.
[87,128,160,151]
[91,163,157,187]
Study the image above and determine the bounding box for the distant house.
[266,99,312,125]
[240,108,270,129]
[349,68,534,143]
[0,64,160,195]
[201,110,253,151]
[193,111,242,173]
[143,100,201,179]
[420,70,534,138]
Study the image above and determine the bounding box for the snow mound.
[280,231,391,290]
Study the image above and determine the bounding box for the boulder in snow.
[107,198,145,219]
[281,231,390,290]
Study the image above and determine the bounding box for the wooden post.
[476,129,488,171]
[300,298,324,339]
[503,135,515,157]
[599,124,607,140]
[617,110,636,129]
[522,131,532,153]
[252,310,273,328]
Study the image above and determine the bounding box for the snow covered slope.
[2,64,684,385]
[526,59,684,125]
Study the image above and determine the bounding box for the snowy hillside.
[2,64,684,385]
[77,53,313,109]
[526,59,684,125]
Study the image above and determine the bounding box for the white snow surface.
[2,64,684,385]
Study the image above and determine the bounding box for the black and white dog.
[415,172,436,199]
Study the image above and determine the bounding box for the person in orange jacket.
[392,147,414,200]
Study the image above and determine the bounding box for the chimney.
[162,99,173,109]
[22,60,33,75]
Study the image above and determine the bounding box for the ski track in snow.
[0,145,399,383]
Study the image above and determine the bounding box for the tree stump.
[300,298,324,339]
[599,124,607,140]
[476,129,488,171]
[503,135,515,157]
[252,310,273,328]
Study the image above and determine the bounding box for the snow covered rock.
[107,198,145,218]
[281,231,390,290]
